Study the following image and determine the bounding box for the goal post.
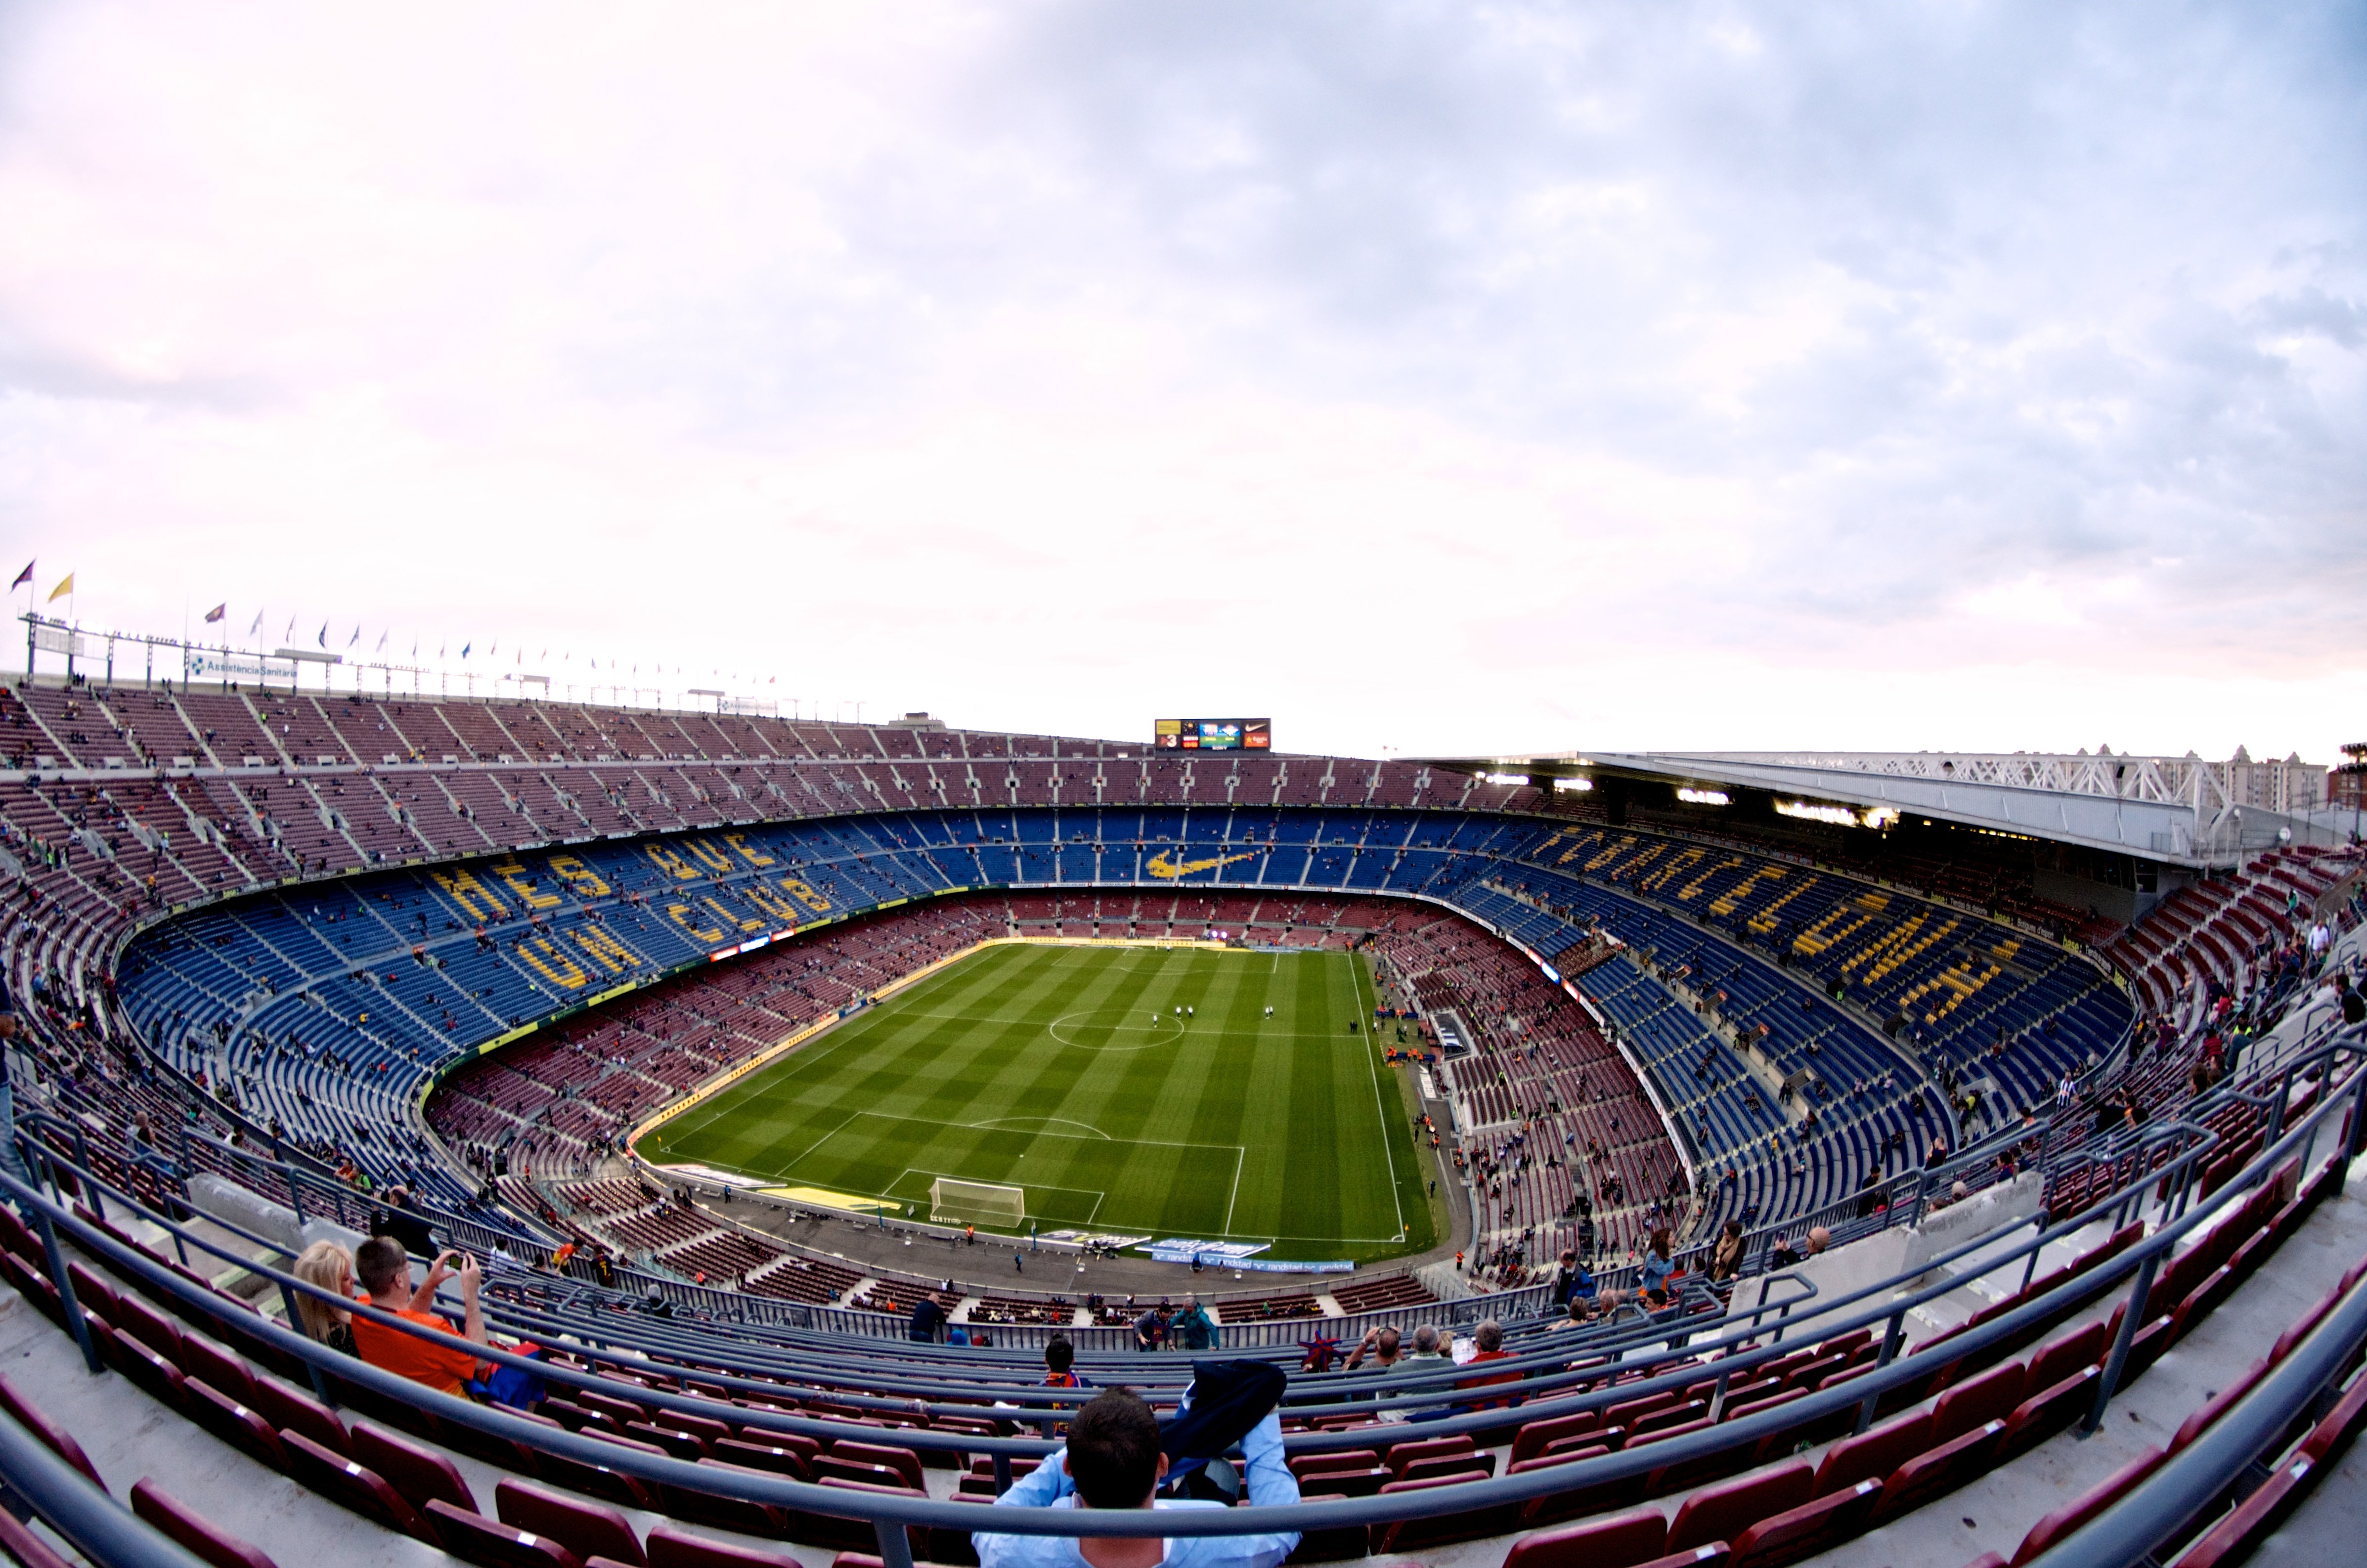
[929,1177,1025,1228]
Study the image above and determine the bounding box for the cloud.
[0,0,2360,760]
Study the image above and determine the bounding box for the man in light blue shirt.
[973,1388,1301,1568]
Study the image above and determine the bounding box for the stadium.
[1,6,2363,1568]
[0,655,2357,1568]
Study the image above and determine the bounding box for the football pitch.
[638,943,1438,1262]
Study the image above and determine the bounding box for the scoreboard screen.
[1155,718,1271,751]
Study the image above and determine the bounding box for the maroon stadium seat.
[351,1418,479,1517]
[1385,1433,1476,1477]
[281,1428,438,1543]
[183,1377,290,1473]
[2171,1360,2270,1453]
[1930,1362,2025,1445]
[1501,1507,1667,1568]
[428,1499,587,1568]
[1666,1461,1813,1555]
[497,1477,648,1568]
[830,1439,926,1491]
[246,1372,350,1458]
[712,1437,812,1480]
[2024,1321,2106,1394]
[1399,1451,1496,1484]
[2177,1453,2320,1568]
[645,1523,806,1568]
[1726,1478,1882,1568]
[130,1479,280,1568]
[1812,1410,1930,1497]
[656,1456,790,1539]
[178,1332,259,1408]
[1367,1474,1524,1555]
[1869,1419,2005,1524]
[0,1507,75,1568]
[2009,1447,2166,1567]
[0,1373,107,1489]
[1996,1368,2100,1463]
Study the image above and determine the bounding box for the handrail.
[0,1406,213,1568]
[9,1112,2205,1437]
[5,1024,2358,1568]
[2025,1259,2367,1568]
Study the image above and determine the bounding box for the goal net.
[929,1177,1026,1228]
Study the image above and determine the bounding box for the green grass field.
[638,943,1437,1263]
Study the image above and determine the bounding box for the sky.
[0,0,2361,765]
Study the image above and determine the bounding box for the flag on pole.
[284,615,296,640]
[316,621,327,647]
[376,631,388,652]
[203,603,226,623]
[249,611,264,636]
[46,573,73,603]
[461,642,471,658]
[347,625,360,648]
[10,562,30,590]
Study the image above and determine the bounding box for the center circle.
[1048,1007,1188,1051]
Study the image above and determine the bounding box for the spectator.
[291,1239,357,1355]
[908,1292,948,1344]
[1134,1304,1168,1353]
[1044,1337,1088,1389]
[1456,1319,1521,1408]
[1550,1249,1582,1307]
[1343,1326,1402,1372]
[1173,1295,1220,1351]
[1768,1234,1800,1270]
[973,1387,1300,1568]
[1708,1220,1745,1284]
[350,1238,488,1396]
[1805,1225,1830,1256]
[1399,1324,1449,1364]
[1639,1228,1674,1296]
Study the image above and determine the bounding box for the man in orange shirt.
[351,1237,489,1396]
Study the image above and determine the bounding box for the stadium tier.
[0,685,2361,1568]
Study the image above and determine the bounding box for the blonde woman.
[291,1239,357,1356]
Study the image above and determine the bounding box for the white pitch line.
[1357,956,1408,1241]
[966,1116,1111,1139]
[1222,1143,1244,1236]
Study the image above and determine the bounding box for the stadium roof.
[1427,748,2324,868]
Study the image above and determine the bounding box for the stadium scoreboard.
[1155,718,1271,750]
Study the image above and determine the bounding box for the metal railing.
[1,1023,2357,1567]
